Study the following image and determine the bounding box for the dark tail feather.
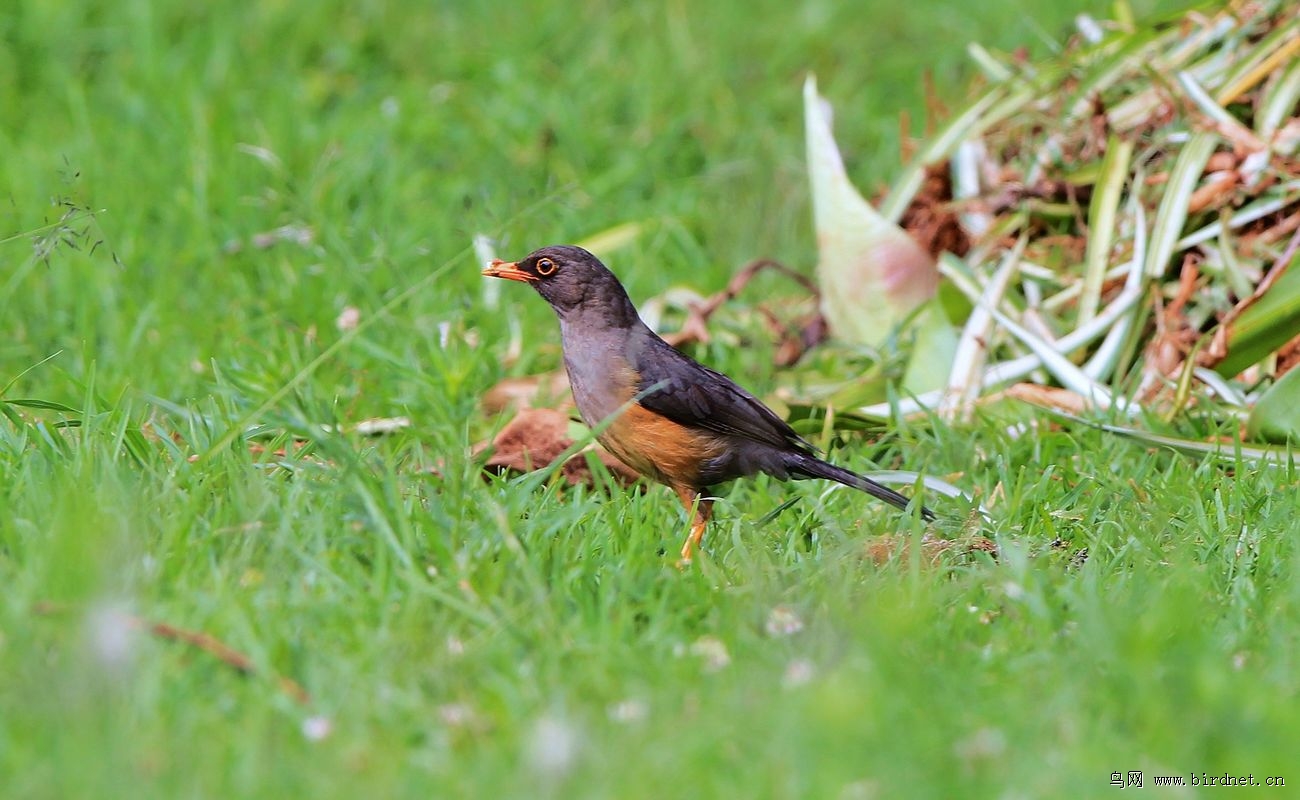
[787,453,936,522]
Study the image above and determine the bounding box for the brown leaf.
[476,407,641,488]
[481,372,571,415]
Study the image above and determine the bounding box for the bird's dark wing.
[633,337,814,454]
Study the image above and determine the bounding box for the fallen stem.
[34,602,313,706]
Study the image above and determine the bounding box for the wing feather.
[634,338,813,454]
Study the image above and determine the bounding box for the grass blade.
[1079,136,1133,323]
[1143,130,1217,278]
[1035,406,1297,466]
[2,398,82,414]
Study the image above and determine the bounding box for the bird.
[483,245,934,562]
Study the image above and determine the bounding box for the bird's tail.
[786,452,936,521]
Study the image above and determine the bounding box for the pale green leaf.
[1079,136,1133,324]
[804,75,937,346]
[1215,248,1300,376]
[1247,366,1300,444]
[1143,131,1217,278]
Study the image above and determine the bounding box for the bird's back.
[626,330,816,485]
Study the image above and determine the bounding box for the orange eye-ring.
[536,257,557,276]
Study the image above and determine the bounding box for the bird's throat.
[558,314,649,430]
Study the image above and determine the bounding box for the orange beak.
[482,259,537,282]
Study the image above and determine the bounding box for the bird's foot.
[675,519,708,568]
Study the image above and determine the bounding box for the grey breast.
[559,317,639,430]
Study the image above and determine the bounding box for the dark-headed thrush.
[483,245,933,561]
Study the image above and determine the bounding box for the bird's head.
[482,244,627,317]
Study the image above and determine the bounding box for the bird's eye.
[535,257,557,276]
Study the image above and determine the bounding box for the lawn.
[3,0,1297,797]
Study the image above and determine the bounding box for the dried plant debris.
[897,162,973,260]
[657,258,827,367]
[864,532,998,566]
[475,407,642,488]
[34,601,312,706]
[1001,383,1095,415]
[820,0,1299,437]
[1276,330,1300,374]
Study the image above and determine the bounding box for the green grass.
[4,0,1298,797]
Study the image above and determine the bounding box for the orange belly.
[597,403,726,490]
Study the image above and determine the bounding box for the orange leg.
[674,486,713,564]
